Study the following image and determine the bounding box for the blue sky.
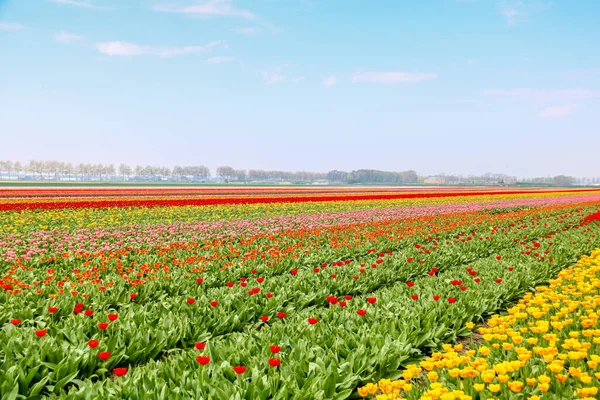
[0,0,599,177]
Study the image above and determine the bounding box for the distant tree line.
[519,175,577,186]
[0,160,588,186]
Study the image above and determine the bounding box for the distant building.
[424,176,446,184]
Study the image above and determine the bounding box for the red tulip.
[313,268,320,273]
[307,318,318,325]
[226,282,234,287]
[98,351,111,361]
[277,311,286,319]
[344,295,353,300]
[240,282,248,287]
[88,339,99,348]
[508,267,514,271]
[196,356,210,365]
[35,329,47,337]
[357,309,367,316]
[113,368,128,377]
[331,274,337,278]
[268,358,281,367]
[474,278,481,283]
[129,293,137,300]
[407,258,413,263]
[210,301,218,307]
[84,310,94,317]
[233,366,246,374]
[448,297,457,303]
[406,282,415,287]
[195,342,206,350]
[496,278,503,283]
[290,269,298,275]
[411,294,419,300]
[367,297,377,304]
[260,316,269,322]
[48,307,58,313]
[339,301,347,307]
[270,345,281,354]
[257,277,264,283]
[496,255,502,261]
[460,286,467,291]
[266,293,273,298]
[98,322,109,330]
[196,278,204,284]
[186,298,195,305]
[108,313,118,321]
[432,295,440,301]
[251,269,258,274]
[73,307,82,314]
[10,319,20,325]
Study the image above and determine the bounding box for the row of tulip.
[358,247,600,400]
[1,198,599,397]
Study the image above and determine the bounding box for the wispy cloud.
[321,74,337,87]
[206,55,236,64]
[498,1,549,26]
[539,104,583,118]
[53,31,85,43]
[352,71,438,84]
[0,23,26,32]
[483,88,600,101]
[234,27,261,36]
[262,68,285,84]
[499,7,521,25]
[49,0,107,10]
[96,40,223,57]
[154,0,255,19]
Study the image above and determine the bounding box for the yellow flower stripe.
[359,249,600,400]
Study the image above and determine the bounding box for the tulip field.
[2,187,600,399]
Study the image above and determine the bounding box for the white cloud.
[49,0,105,10]
[497,1,549,26]
[262,69,284,84]
[0,23,26,32]
[234,27,260,36]
[483,88,600,101]
[321,74,337,87]
[96,40,223,57]
[499,7,521,25]
[53,31,85,43]
[206,56,236,64]
[154,0,255,19]
[352,71,438,84]
[539,104,583,118]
